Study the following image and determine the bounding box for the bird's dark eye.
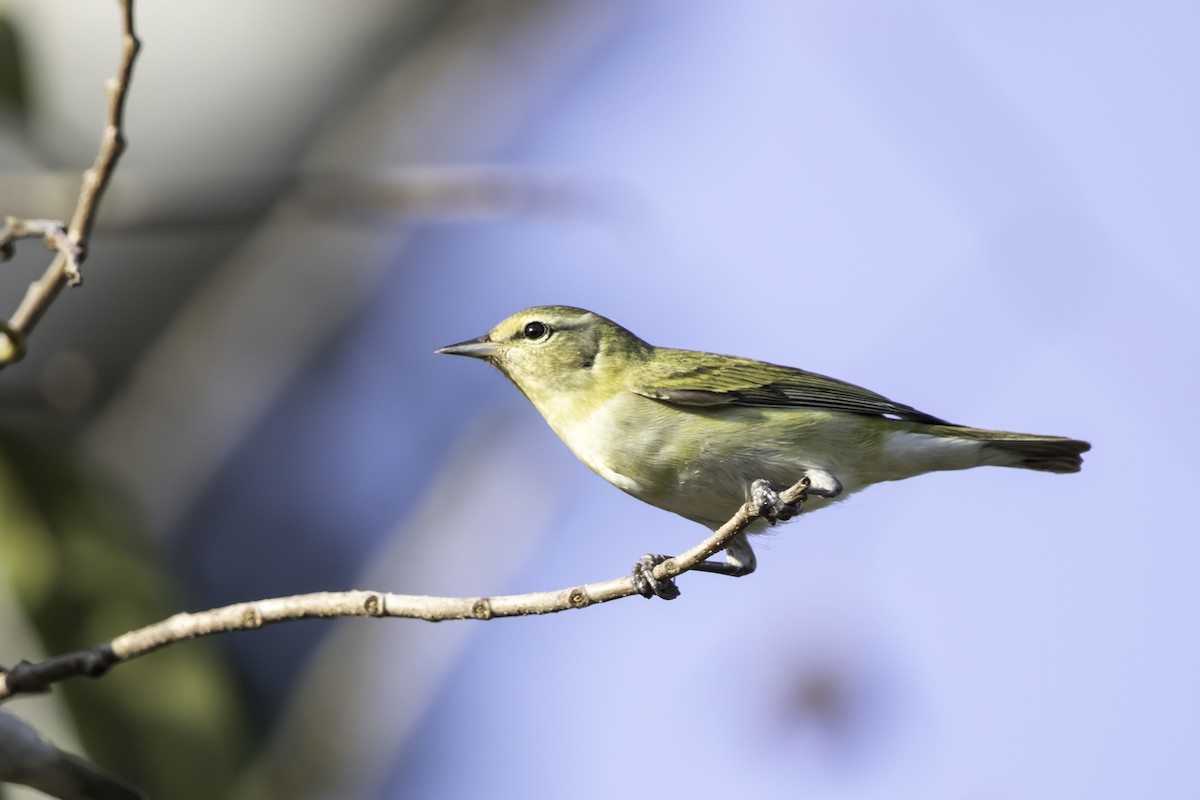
[523,321,549,340]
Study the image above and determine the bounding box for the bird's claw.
[751,470,842,525]
[632,553,681,600]
[751,479,803,524]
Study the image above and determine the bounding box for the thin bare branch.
[0,478,809,702]
[0,217,80,264]
[0,0,140,367]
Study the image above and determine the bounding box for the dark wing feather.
[631,349,952,425]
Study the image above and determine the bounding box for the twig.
[0,0,140,367]
[0,478,809,701]
[0,218,81,264]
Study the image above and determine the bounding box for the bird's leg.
[632,533,759,600]
[633,470,843,601]
[631,554,682,600]
[751,479,799,524]
[688,532,757,576]
[751,468,842,524]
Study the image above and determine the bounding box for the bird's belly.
[639,461,756,528]
[559,412,699,504]
[595,445,750,529]
[553,403,784,528]
[551,400,903,529]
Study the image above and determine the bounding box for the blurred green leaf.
[0,15,29,117]
[0,429,255,800]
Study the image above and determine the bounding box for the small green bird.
[438,306,1090,599]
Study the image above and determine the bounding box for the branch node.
[363,594,383,617]
[81,167,101,194]
[241,607,263,628]
[471,599,494,620]
[567,587,591,608]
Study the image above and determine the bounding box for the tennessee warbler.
[438,306,1089,599]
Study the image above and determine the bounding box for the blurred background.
[1,1,1198,798]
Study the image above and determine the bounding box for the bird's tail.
[927,426,1091,474]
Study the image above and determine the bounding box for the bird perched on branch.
[438,306,1089,599]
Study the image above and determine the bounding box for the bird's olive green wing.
[631,349,952,425]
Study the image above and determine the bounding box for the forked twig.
[0,0,140,366]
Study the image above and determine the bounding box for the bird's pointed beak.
[435,335,500,359]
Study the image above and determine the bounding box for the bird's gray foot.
[751,469,843,525]
[632,553,681,600]
[751,478,804,524]
[634,533,758,598]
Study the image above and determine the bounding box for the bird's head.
[437,306,650,404]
